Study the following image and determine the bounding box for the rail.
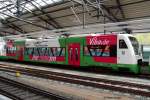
[0,75,69,100]
[0,63,150,97]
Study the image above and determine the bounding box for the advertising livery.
[0,34,146,74]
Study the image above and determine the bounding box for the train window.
[56,48,60,56]
[40,48,43,55]
[49,48,53,56]
[25,47,65,57]
[84,45,116,57]
[43,47,52,56]
[110,45,117,57]
[59,48,65,56]
[95,48,102,56]
[38,47,45,56]
[44,47,65,57]
[32,48,36,56]
[129,37,139,55]
[70,48,73,61]
[75,48,78,61]
[84,46,98,56]
[84,47,90,56]
[28,48,34,55]
[90,48,96,56]
[44,48,47,56]
[50,48,54,56]
[6,46,17,54]
[119,40,127,49]
[50,47,64,57]
[44,48,48,56]
[102,46,110,57]
[24,48,28,55]
[52,47,57,56]
[33,48,39,56]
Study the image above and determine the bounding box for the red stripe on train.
[93,57,117,64]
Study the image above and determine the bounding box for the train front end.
[117,34,142,73]
[128,36,143,65]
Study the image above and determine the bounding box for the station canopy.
[0,0,150,36]
[0,0,61,19]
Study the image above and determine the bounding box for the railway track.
[0,75,69,100]
[0,63,150,97]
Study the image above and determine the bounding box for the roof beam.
[1,19,26,34]
[22,3,81,21]
[110,0,150,9]
[71,0,82,4]
[16,0,22,17]
[23,5,56,28]
[4,1,80,24]
[28,2,57,29]
[12,0,57,29]
[28,0,61,29]
[71,0,117,22]
[116,0,125,19]
[0,11,50,30]
[3,0,150,23]
[0,30,12,36]
[5,0,149,27]
[101,5,119,22]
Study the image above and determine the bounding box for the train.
[0,33,149,74]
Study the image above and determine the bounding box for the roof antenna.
[124,28,132,34]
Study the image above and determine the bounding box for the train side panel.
[81,34,117,68]
[0,34,143,74]
[5,40,25,61]
[23,38,66,65]
[0,37,7,60]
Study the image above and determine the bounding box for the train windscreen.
[129,37,139,55]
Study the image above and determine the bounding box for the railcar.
[0,33,146,74]
[0,37,6,59]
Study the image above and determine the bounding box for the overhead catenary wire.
[4,17,150,39]
[70,7,82,24]
[70,0,82,24]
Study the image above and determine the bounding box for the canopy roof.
[0,0,150,36]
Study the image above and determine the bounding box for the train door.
[117,38,131,64]
[68,43,80,66]
[17,46,24,61]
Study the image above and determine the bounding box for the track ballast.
[0,75,68,100]
[0,63,150,98]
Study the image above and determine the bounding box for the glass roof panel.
[0,0,62,19]
[25,3,35,10]
[44,0,53,4]
[38,1,46,6]
[31,1,41,8]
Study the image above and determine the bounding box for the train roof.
[5,33,135,42]
[68,33,133,38]
[13,38,36,42]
